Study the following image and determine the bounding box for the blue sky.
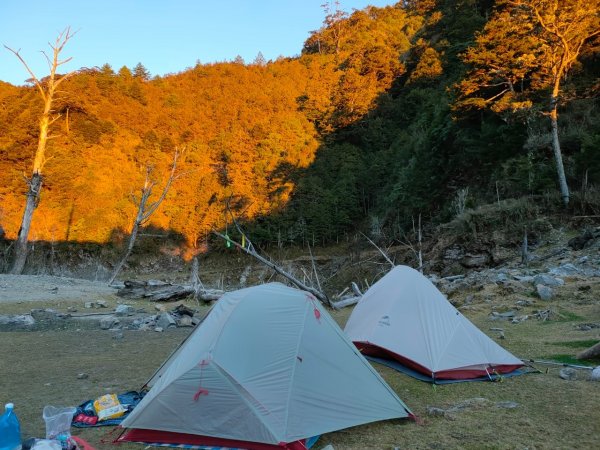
[0,0,394,86]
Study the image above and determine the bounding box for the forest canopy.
[0,0,598,250]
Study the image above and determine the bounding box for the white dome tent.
[344,266,524,383]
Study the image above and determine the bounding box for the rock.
[426,406,447,417]
[568,231,593,250]
[30,309,60,321]
[511,315,528,324]
[514,275,534,283]
[192,316,202,326]
[67,306,78,312]
[536,284,553,301]
[490,311,516,321]
[77,373,89,379]
[115,304,136,316]
[0,314,35,327]
[533,274,564,287]
[157,313,177,329]
[177,315,194,327]
[84,302,95,309]
[493,272,509,283]
[154,326,164,332]
[549,263,580,277]
[96,300,108,308]
[495,401,519,409]
[559,368,577,381]
[100,316,119,330]
[173,304,195,317]
[515,299,535,307]
[154,304,166,312]
[591,366,600,381]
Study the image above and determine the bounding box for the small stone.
[77,373,89,380]
[515,298,535,307]
[115,304,136,316]
[157,312,177,329]
[100,316,118,330]
[67,306,78,312]
[533,274,564,287]
[559,368,577,381]
[591,366,600,381]
[426,406,447,417]
[154,304,166,312]
[96,300,108,308]
[154,326,164,332]
[84,302,95,309]
[536,284,553,301]
[495,401,519,409]
[177,315,193,327]
[112,332,124,340]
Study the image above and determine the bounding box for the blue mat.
[72,390,145,427]
[367,356,533,384]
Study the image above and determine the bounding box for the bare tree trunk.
[550,97,569,206]
[5,28,76,274]
[108,221,140,285]
[108,150,181,285]
[11,173,42,273]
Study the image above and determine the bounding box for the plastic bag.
[43,406,77,447]
[92,394,125,421]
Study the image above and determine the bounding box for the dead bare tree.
[360,232,395,269]
[108,150,181,285]
[6,27,77,274]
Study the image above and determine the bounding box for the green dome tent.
[118,282,411,449]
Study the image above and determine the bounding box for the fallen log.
[331,296,361,310]
[576,341,600,360]
[117,280,223,302]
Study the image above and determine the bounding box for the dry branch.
[212,230,331,306]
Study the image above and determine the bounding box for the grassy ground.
[1,291,599,450]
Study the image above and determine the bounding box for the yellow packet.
[93,394,126,421]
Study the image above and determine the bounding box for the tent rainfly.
[344,266,524,382]
[118,282,411,449]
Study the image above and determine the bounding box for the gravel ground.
[0,274,117,303]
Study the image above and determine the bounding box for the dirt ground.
[1,272,600,450]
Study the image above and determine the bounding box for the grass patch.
[550,339,600,349]
[541,354,599,367]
